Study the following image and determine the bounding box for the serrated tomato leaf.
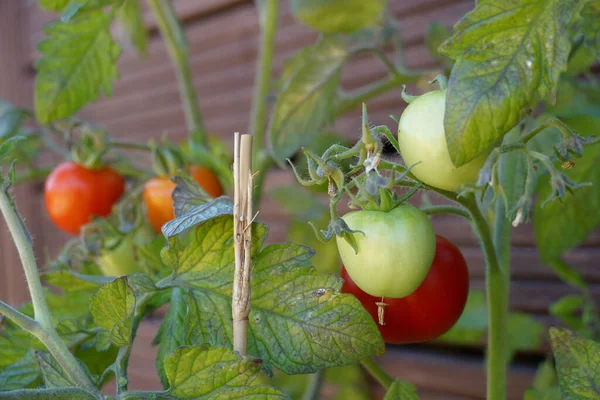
[89,277,135,346]
[35,10,120,124]
[550,327,600,399]
[439,0,583,166]
[383,380,419,400]
[268,36,347,162]
[164,345,285,399]
[160,216,384,374]
[117,0,148,57]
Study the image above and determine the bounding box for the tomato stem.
[249,0,279,153]
[147,0,206,151]
[111,139,152,152]
[360,358,393,390]
[301,370,324,400]
[421,205,471,220]
[0,187,102,398]
[463,194,507,400]
[0,300,38,333]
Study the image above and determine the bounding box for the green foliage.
[383,380,419,400]
[89,277,135,346]
[163,345,285,399]
[0,351,41,390]
[424,22,452,70]
[35,11,120,124]
[117,0,149,56]
[534,116,600,262]
[268,37,347,162]
[0,388,97,400]
[159,216,384,374]
[153,288,187,389]
[440,0,582,166]
[36,352,72,388]
[550,327,600,399]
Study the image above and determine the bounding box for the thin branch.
[147,0,206,150]
[360,358,393,390]
[0,300,39,333]
[421,205,471,220]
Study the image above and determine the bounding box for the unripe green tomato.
[291,0,387,34]
[96,224,155,276]
[336,204,436,298]
[397,90,488,191]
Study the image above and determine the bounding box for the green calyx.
[71,125,111,170]
[150,140,187,177]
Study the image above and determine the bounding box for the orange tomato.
[143,166,223,233]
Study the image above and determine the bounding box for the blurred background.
[0,1,599,399]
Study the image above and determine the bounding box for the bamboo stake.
[232,133,253,356]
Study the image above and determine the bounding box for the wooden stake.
[232,133,253,356]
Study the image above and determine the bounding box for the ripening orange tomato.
[143,166,223,233]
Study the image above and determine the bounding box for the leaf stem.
[111,139,152,152]
[301,370,324,400]
[0,188,101,397]
[147,0,206,150]
[114,292,153,395]
[334,72,421,117]
[0,300,38,332]
[360,358,393,389]
[249,0,279,152]
[462,195,507,400]
[421,205,471,219]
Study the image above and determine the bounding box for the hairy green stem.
[301,370,324,400]
[0,189,101,397]
[147,0,206,150]
[111,139,152,152]
[249,0,279,153]
[463,196,507,400]
[360,358,393,390]
[252,153,274,206]
[0,300,38,332]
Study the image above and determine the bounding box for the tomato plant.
[0,0,598,400]
[341,235,469,344]
[44,161,125,234]
[336,204,436,298]
[291,0,386,34]
[143,166,223,232]
[397,89,488,192]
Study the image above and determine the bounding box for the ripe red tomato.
[341,235,469,344]
[143,166,223,233]
[44,161,125,234]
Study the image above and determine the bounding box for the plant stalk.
[0,189,101,397]
[463,195,507,400]
[147,0,206,151]
[301,370,324,400]
[249,0,279,152]
[360,358,393,390]
[232,133,254,356]
[0,300,38,332]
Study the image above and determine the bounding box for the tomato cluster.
[341,235,469,344]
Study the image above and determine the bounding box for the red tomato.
[143,166,223,233]
[44,161,125,234]
[341,235,469,344]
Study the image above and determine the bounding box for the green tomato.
[336,204,436,298]
[96,224,155,276]
[291,0,387,34]
[397,89,488,191]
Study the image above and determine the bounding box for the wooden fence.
[1,1,599,398]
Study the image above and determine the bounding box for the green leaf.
[89,277,135,346]
[439,0,583,166]
[164,345,285,399]
[154,288,187,390]
[0,328,37,370]
[163,195,233,238]
[117,0,148,56]
[524,387,562,400]
[534,116,600,261]
[436,290,488,346]
[166,216,384,374]
[270,186,327,222]
[550,327,600,399]
[42,271,107,293]
[35,10,120,124]
[508,313,544,356]
[268,36,347,162]
[0,100,30,139]
[580,1,600,58]
[424,22,452,68]
[0,351,41,390]
[38,0,71,11]
[0,388,97,400]
[36,352,71,388]
[383,380,419,400]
